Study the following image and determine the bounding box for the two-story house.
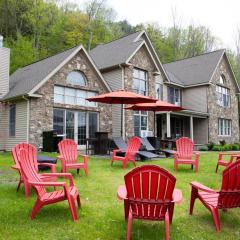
[0,31,239,151]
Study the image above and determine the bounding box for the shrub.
[212,145,223,151]
[219,140,226,146]
[223,144,232,151]
[231,144,240,151]
[207,142,214,150]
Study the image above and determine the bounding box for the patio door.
[66,111,75,140]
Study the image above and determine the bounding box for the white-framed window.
[218,118,231,136]
[9,104,16,137]
[54,86,97,107]
[156,82,163,100]
[134,111,148,136]
[66,71,87,86]
[133,68,148,96]
[216,85,230,107]
[168,87,181,106]
[219,74,226,85]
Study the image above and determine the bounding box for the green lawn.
[0,152,240,240]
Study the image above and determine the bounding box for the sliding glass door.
[53,109,98,148]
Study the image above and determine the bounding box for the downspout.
[119,64,126,139]
[22,95,30,143]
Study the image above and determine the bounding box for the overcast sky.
[75,0,240,51]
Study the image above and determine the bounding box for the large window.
[66,71,87,86]
[54,86,97,107]
[218,118,231,136]
[134,111,148,136]
[133,68,148,95]
[168,87,181,106]
[156,82,163,100]
[9,105,16,137]
[53,109,99,146]
[216,85,230,107]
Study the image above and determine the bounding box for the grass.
[0,151,240,240]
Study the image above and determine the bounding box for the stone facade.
[207,55,239,143]
[123,45,158,138]
[29,50,111,147]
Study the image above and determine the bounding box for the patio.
[1,151,240,240]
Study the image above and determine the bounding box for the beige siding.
[0,48,10,97]
[102,68,123,137]
[193,118,208,144]
[1,100,28,151]
[182,86,208,112]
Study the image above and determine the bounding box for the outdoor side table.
[37,156,57,171]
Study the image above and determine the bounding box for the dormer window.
[219,74,226,85]
[67,71,87,86]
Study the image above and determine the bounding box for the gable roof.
[163,49,226,87]
[2,45,110,101]
[89,31,143,70]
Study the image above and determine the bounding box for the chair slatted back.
[18,149,46,198]
[58,139,78,164]
[141,138,155,151]
[218,161,240,208]
[124,165,176,220]
[12,143,38,171]
[125,137,141,158]
[176,137,194,159]
[113,137,128,150]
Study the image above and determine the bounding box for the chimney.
[0,35,10,97]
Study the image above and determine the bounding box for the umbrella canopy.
[125,100,183,112]
[86,89,157,137]
[86,89,157,104]
[125,100,184,136]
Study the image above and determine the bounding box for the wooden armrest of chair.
[190,181,216,193]
[29,181,66,187]
[41,173,74,186]
[172,189,182,204]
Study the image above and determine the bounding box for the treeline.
[0,0,239,82]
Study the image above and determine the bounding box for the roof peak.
[164,49,225,65]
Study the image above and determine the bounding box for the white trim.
[183,83,210,88]
[125,41,160,73]
[134,31,170,82]
[164,81,184,88]
[29,45,111,95]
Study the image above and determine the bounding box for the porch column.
[190,116,194,140]
[166,112,171,138]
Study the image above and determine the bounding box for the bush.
[231,144,240,151]
[207,142,214,150]
[212,145,223,151]
[219,140,226,146]
[223,144,232,151]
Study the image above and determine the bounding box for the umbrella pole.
[121,104,123,137]
[154,111,156,137]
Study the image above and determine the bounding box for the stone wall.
[123,45,157,139]
[29,50,111,147]
[207,55,239,143]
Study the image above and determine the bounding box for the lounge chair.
[112,137,159,160]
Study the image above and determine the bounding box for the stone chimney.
[0,35,10,97]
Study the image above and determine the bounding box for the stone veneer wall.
[207,55,239,143]
[29,50,111,147]
[123,45,157,139]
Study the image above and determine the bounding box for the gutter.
[22,95,30,143]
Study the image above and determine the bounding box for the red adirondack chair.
[117,165,182,240]
[215,153,240,173]
[18,148,80,222]
[58,139,88,176]
[174,137,200,173]
[111,137,141,169]
[11,143,56,198]
[189,160,240,231]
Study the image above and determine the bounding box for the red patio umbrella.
[125,100,184,136]
[86,89,157,137]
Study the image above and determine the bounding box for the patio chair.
[112,137,158,160]
[58,139,89,176]
[117,165,182,240]
[11,143,56,198]
[189,160,240,231]
[111,137,141,169]
[174,137,200,173]
[215,153,240,173]
[18,148,80,222]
